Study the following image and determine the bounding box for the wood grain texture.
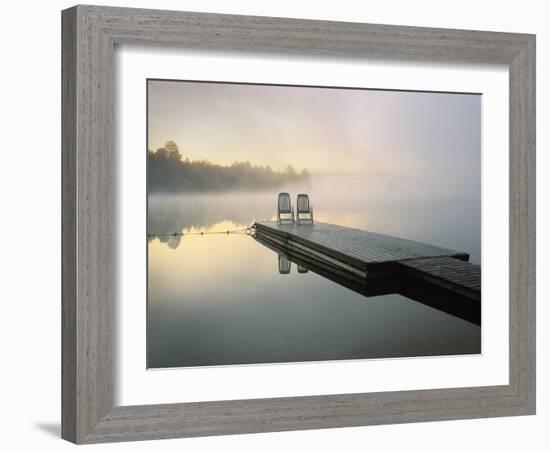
[255,221,469,267]
[508,32,536,416]
[61,4,536,444]
[61,7,77,443]
[62,5,114,442]
[399,257,480,300]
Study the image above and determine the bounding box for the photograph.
[146,79,482,369]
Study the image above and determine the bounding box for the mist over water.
[147,174,481,368]
[149,174,480,263]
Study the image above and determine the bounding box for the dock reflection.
[255,234,480,326]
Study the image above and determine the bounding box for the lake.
[147,174,481,368]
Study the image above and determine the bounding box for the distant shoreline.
[148,141,310,193]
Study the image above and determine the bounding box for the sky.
[148,80,480,186]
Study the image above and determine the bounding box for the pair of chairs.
[277,192,314,225]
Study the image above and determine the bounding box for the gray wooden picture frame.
[61,4,536,444]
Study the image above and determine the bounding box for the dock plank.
[398,257,481,300]
[254,221,469,268]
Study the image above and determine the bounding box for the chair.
[296,194,314,224]
[277,192,294,224]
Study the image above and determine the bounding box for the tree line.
[148,141,310,193]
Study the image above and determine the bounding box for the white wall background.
[0,0,546,448]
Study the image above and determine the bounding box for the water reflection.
[148,230,480,368]
[279,255,309,274]
[148,183,307,239]
[278,253,291,275]
[147,174,481,368]
[161,234,182,250]
[257,235,480,325]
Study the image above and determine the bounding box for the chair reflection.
[278,253,291,274]
[278,253,310,275]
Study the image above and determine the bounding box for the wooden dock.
[399,257,481,300]
[253,221,481,323]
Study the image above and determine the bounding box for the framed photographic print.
[62,5,536,444]
[146,79,482,370]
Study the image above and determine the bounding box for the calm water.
[147,175,481,368]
